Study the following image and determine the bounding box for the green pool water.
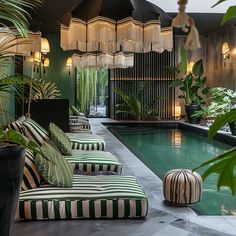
[109,126,236,215]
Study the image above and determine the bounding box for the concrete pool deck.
[12,119,236,236]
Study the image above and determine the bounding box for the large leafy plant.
[213,0,236,25]
[0,0,44,150]
[114,82,161,120]
[168,45,210,105]
[194,87,236,118]
[193,109,236,195]
[192,0,236,196]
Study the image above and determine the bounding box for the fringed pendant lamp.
[0,28,41,56]
[172,0,201,51]
[60,0,173,69]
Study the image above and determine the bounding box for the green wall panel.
[45,33,75,105]
[23,33,75,105]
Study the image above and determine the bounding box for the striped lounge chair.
[67,133,105,151]
[65,150,122,175]
[7,119,121,174]
[15,175,148,220]
[69,116,91,133]
[7,117,105,151]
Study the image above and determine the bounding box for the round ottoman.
[163,169,202,205]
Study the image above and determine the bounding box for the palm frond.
[0,0,44,36]
[32,79,61,99]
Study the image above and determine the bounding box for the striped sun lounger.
[15,175,148,220]
[64,150,122,174]
[67,133,106,151]
[7,118,106,151]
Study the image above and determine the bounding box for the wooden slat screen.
[110,50,175,120]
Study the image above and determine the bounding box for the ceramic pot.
[0,144,25,236]
[185,104,201,124]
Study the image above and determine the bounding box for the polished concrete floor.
[12,119,236,236]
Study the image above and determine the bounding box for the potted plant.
[193,109,236,196]
[0,1,43,235]
[168,45,211,124]
[194,87,236,133]
[0,128,41,236]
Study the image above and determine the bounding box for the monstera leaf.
[193,109,236,195]
[193,148,236,194]
[208,109,236,140]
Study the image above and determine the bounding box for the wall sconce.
[41,37,50,67]
[66,57,72,75]
[222,42,230,67]
[33,51,41,63]
[41,38,50,54]
[32,38,50,73]
[42,58,50,73]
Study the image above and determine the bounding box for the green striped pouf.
[163,169,202,205]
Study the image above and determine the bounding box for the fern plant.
[114,82,161,120]
[32,79,61,99]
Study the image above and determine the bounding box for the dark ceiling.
[29,0,227,36]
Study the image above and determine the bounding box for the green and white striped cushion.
[6,120,24,134]
[16,175,148,220]
[64,150,122,175]
[35,143,73,188]
[68,133,105,151]
[49,122,72,156]
[21,149,41,191]
[22,118,50,146]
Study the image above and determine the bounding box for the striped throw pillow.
[48,122,72,155]
[6,120,24,134]
[35,142,73,188]
[21,149,41,191]
[23,118,50,146]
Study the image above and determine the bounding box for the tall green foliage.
[76,69,97,114]
[98,70,108,98]
[168,45,210,105]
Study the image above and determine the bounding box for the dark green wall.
[45,33,75,105]
[23,33,75,105]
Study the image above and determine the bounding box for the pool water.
[109,126,236,215]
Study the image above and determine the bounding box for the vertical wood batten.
[110,49,175,120]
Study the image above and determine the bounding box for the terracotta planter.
[0,144,25,236]
[185,104,201,124]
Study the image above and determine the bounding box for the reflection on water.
[110,126,234,215]
[171,130,182,148]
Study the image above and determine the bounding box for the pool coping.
[90,119,236,235]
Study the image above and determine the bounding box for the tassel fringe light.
[172,0,201,51]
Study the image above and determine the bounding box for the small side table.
[163,169,202,205]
